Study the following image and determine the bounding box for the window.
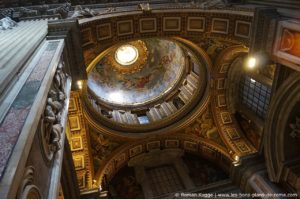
[239,75,271,118]
[147,165,184,197]
[137,115,150,124]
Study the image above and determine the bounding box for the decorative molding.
[129,145,143,157]
[187,17,205,32]
[146,141,161,151]
[81,28,93,47]
[211,18,229,34]
[163,17,181,32]
[117,20,134,36]
[273,20,300,71]
[16,166,42,199]
[220,112,232,124]
[217,94,226,107]
[68,115,81,131]
[68,97,77,112]
[70,137,83,151]
[67,91,93,191]
[183,141,198,152]
[73,155,85,170]
[165,140,179,148]
[235,20,251,38]
[226,128,240,140]
[96,23,112,41]
[139,18,157,33]
[77,172,86,189]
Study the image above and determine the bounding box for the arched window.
[239,75,271,118]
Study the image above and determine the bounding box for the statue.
[138,3,151,12]
[71,5,98,18]
[0,17,17,30]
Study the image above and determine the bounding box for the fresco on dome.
[88,38,185,105]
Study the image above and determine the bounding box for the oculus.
[107,40,148,75]
[115,44,138,65]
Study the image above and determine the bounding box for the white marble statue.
[0,17,17,30]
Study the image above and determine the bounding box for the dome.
[84,37,209,134]
[87,38,185,106]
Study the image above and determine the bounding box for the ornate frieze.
[67,91,94,191]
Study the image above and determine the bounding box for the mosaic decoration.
[88,38,185,105]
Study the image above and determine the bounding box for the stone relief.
[138,3,151,12]
[290,116,300,140]
[16,166,42,199]
[71,5,98,18]
[39,62,67,163]
[70,5,116,18]
[0,17,17,30]
[0,3,71,19]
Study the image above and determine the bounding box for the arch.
[93,134,233,187]
[210,45,257,157]
[264,72,300,182]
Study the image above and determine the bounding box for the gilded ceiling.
[70,8,264,191]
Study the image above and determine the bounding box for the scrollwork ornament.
[17,166,42,199]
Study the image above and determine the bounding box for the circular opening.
[115,44,139,65]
